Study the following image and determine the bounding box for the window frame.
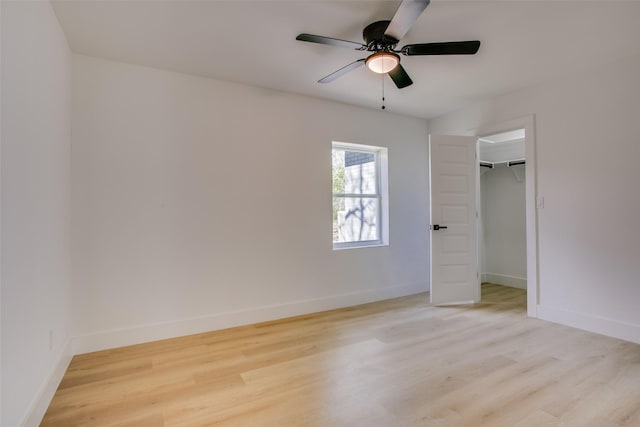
[332,141,389,250]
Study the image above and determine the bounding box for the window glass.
[332,142,387,249]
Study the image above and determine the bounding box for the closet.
[478,131,527,289]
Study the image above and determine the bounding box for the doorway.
[478,129,527,305]
[476,116,537,318]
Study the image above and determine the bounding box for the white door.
[429,135,479,305]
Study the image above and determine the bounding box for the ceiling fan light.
[366,52,399,74]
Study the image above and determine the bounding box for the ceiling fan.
[296,0,480,89]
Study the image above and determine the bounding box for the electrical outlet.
[536,196,544,209]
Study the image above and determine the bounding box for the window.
[332,142,388,249]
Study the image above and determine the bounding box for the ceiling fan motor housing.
[363,20,398,49]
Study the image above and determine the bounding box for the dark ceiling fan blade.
[384,0,430,42]
[296,33,366,50]
[388,64,413,89]
[402,40,481,56]
[318,59,366,83]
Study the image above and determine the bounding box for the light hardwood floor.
[42,284,640,426]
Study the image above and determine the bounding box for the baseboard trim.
[22,338,73,427]
[482,273,527,289]
[537,304,640,344]
[73,282,427,355]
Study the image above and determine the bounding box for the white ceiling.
[479,139,525,163]
[478,129,524,144]
[51,0,640,119]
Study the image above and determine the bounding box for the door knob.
[431,224,448,231]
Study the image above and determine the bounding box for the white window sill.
[332,242,388,251]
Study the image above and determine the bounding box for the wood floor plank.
[42,284,640,426]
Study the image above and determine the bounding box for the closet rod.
[479,159,526,168]
[508,160,526,167]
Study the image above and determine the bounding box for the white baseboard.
[482,273,527,289]
[22,338,73,427]
[73,282,428,355]
[537,304,640,344]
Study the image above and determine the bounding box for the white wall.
[1,1,73,426]
[71,55,429,352]
[429,54,640,343]
[480,164,527,288]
